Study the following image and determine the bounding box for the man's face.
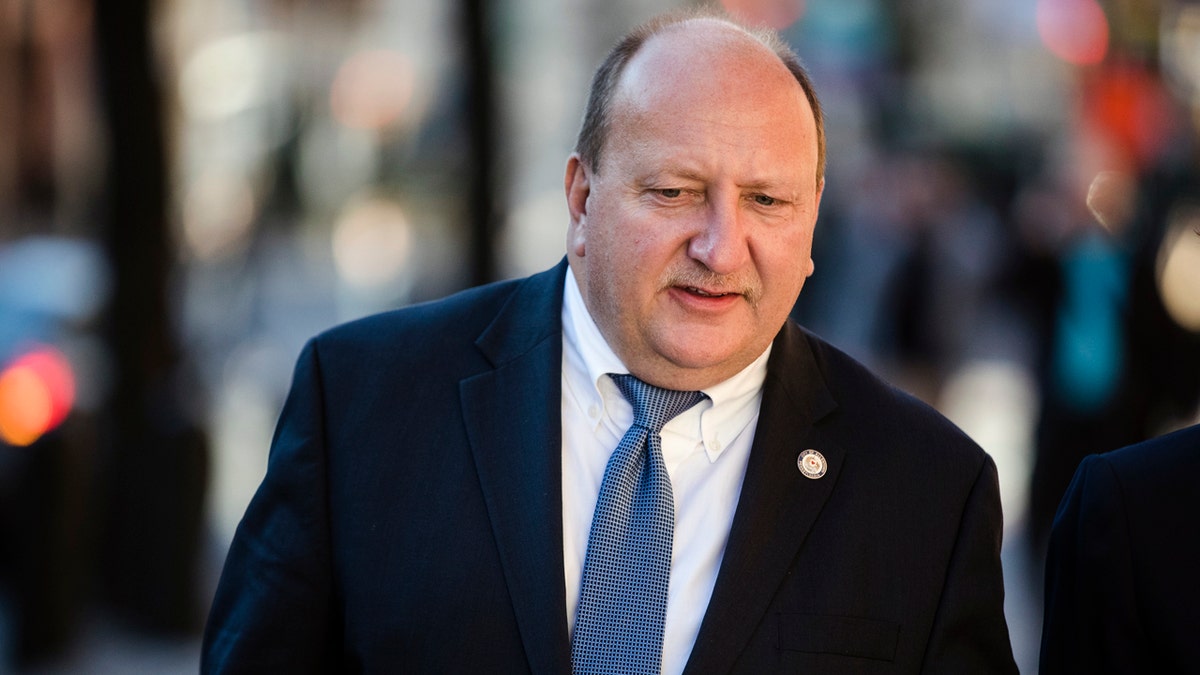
[566,22,823,390]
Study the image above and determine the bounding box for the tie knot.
[609,374,706,434]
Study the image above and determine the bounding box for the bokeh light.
[719,0,807,30]
[179,31,285,121]
[0,236,112,321]
[331,195,413,288]
[1037,0,1109,66]
[1161,3,1200,109]
[182,168,258,261]
[1080,62,1179,172]
[0,346,76,447]
[330,49,417,132]
[1085,169,1136,233]
[1158,205,1200,333]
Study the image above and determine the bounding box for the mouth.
[682,286,738,298]
[664,266,761,309]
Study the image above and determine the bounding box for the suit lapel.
[684,321,842,674]
[460,262,572,675]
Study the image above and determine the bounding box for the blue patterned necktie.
[571,374,706,675]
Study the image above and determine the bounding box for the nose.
[687,195,750,275]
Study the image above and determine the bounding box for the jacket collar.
[461,260,572,675]
[684,319,842,675]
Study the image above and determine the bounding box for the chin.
[661,326,750,359]
[659,343,744,375]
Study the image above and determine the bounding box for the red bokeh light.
[0,346,76,447]
[1037,0,1109,66]
[719,0,807,30]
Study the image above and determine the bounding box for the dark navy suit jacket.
[202,261,1016,673]
[1040,423,1200,674]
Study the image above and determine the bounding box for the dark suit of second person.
[1041,423,1200,674]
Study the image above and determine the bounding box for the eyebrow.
[738,179,788,193]
[638,166,707,185]
[640,167,792,191]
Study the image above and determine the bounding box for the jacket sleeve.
[1039,454,1143,675]
[201,340,339,673]
[921,455,1019,674]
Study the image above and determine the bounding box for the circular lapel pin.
[797,449,827,479]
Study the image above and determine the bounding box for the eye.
[657,188,683,199]
[753,194,778,207]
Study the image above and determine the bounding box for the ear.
[804,177,825,278]
[565,153,591,258]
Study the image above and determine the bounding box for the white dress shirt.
[561,271,769,675]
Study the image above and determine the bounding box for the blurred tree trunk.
[93,0,209,636]
[462,0,502,285]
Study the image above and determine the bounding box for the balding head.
[574,10,825,190]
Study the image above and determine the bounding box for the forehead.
[615,21,806,117]
[602,21,818,181]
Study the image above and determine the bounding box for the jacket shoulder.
[797,325,987,470]
[318,276,528,349]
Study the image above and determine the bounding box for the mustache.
[662,264,762,308]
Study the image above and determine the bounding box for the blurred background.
[1,0,1198,672]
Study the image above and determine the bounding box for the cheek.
[757,229,815,294]
[595,214,667,268]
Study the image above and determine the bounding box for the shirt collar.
[563,268,627,386]
[562,269,770,462]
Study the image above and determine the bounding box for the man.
[203,9,1017,673]
[1040,422,1200,673]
